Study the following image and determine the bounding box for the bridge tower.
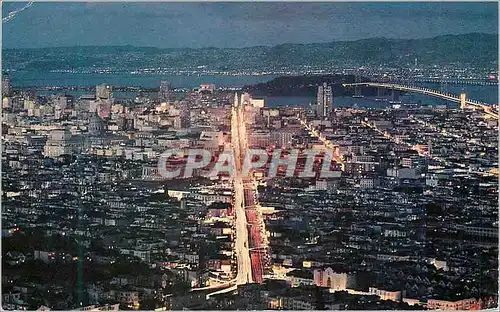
[391,90,400,102]
[439,81,449,106]
[460,93,467,109]
[440,80,448,93]
[377,87,384,98]
[354,75,362,97]
[354,85,362,97]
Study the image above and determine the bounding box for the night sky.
[2,2,498,48]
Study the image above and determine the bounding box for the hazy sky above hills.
[2,2,498,49]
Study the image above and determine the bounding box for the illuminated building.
[96,84,113,100]
[316,82,333,119]
[159,81,171,103]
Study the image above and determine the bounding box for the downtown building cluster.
[1,78,498,310]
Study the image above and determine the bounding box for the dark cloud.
[2,2,498,48]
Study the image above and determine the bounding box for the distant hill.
[3,33,497,73]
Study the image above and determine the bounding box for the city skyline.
[2,2,498,49]
[1,1,498,311]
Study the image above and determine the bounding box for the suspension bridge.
[343,82,499,120]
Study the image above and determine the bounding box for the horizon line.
[2,32,497,51]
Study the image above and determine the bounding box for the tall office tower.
[316,82,333,119]
[159,81,170,103]
[240,92,252,107]
[179,100,191,129]
[2,74,11,96]
[96,84,112,100]
[52,94,73,110]
[233,92,253,107]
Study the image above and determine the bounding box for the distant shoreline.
[3,34,497,77]
[2,32,497,51]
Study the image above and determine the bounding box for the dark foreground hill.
[243,74,373,97]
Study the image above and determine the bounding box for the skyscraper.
[96,84,112,100]
[2,74,11,96]
[159,81,170,103]
[95,85,113,119]
[316,82,333,119]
